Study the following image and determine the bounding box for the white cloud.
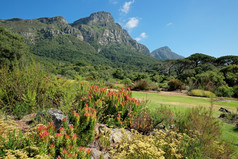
[166,22,173,26]
[135,32,147,41]
[140,32,147,38]
[120,0,135,14]
[109,0,118,4]
[135,37,141,41]
[125,17,139,29]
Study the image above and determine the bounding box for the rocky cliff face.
[71,11,151,56]
[0,11,151,59]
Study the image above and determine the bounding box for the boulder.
[90,148,110,159]
[219,107,231,113]
[109,128,131,144]
[36,108,68,131]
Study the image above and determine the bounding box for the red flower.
[62,118,67,122]
[65,135,70,140]
[69,125,73,129]
[55,133,63,138]
[37,125,46,132]
[72,134,77,139]
[86,148,91,155]
[59,127,64,132]
[84,112,90,116]
[63,148,68,154]
[50,144,55,148]
[85,104,89,107]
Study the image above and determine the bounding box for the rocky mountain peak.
[72,11,114,26]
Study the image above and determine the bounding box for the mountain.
[151,46,184,60]
[0,11,154,68]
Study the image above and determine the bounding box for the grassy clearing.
[133,91,238,157]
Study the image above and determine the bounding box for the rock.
[219,107,231,113]
[36,108,68,131]
[109,128,131,144]
[90,148,110,159]
[218,113,227,118]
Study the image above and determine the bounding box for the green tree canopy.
[215,55,238,66]
[186,53,216,67]
[0,26,28,66]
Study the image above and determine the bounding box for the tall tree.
[186,53,216,68]
[215,55,238,66]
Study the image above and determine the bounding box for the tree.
[220,64,238,87]
[215,55,238,66]
[0,26,28,66]
[186,53,216,68]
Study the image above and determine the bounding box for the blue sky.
[1,0,238,57]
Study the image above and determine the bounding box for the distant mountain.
[0,11,154,68]
[151,46,184,60]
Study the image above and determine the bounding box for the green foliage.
[186,53,216,68]
[132,80,151,91]
[0,26,28,67]
[195,70,226,91]
[220,64,238,87]
[168,79,184,91]
[188,89,216,98]
[150,105,176,129]
[215,85,234,97]
[175,106,232,158]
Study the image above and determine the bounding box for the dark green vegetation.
[151,46,184,60]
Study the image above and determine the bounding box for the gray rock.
[219,107,231,113]
[90,148,110,159]
[36,108,68,130]
[109,128,131,143]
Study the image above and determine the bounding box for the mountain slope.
[151,46,184,60]
[0,11,156,68]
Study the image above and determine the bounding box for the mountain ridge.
[0,11,158,69]
[151,46,184,60]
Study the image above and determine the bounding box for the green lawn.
[133,91,238,157]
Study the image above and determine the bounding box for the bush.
[132,80,158,91]
[175,107,232,158]
[0,110,94,158]
[110,129,200,159]
[188,89,216,98]
[168,79,184,91]
[215,85,234,97]
[132,80,151,91]
[150,105,176,129]
[129,112,153,134]
[233,85,238,98]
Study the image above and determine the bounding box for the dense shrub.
[215,85,234,97]
[110,129,200,159]
[233,85,238,98]
[188,89,216,98]
[130,112,153,134]
[168,79,184,91]
[0,110,94,158]
[176,107,232,158]
[132,80,151,91]
[150,105,176,129]
[131,80,158,91]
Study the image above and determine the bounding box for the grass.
[133,91,238,157]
